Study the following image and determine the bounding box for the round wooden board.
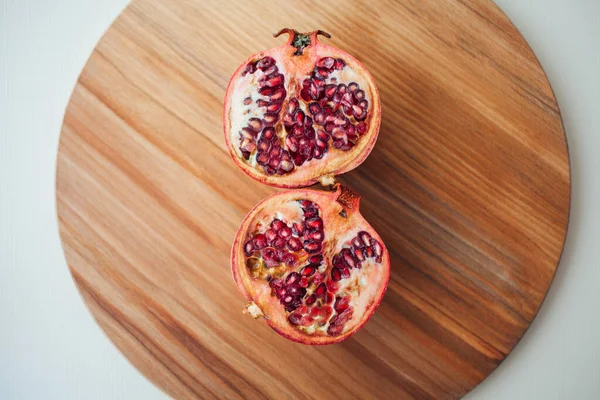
[56,0,570,399]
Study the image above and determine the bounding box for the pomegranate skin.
[231,185,390,345]
[223,29,382,188]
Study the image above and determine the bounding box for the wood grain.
[56,0,570,399]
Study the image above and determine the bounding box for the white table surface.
[1,1,599,399]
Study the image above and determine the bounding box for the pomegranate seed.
[271,219,285,231]
[262,127,276,140]
[354,89,365,101]
[309,230,324,242]
[269,278,283,289]
[300,315,314,326]
[341,249,356,268]
[244,241,254,256]
[295,110,305,125]
[314,282,327,297]
[257,57,275,70]
[331,267,342,282]
[371,239,383,257]
[305,295,316,305]
[252,234,267,249]
[270,146,282,159]
[356,121,367,134]
[309,81,322,100]
[317,57,335,69]
[256,152,269,165]
[266,230,278,245]
[308,102,321,115]
[332,140,343,149]
[263,113,278,126]
[306,217,323,231]
[292,153,305,166]
[314,67,329,79]
[304,241,321,254]
[287,98,299,114]
[303,208,318,219]
[292,126,304,138]
[314,112,326,125]
[240,139,256,153]
[266,74,284,87]
[332,127,346,141]
[242,62,257,76]
[365,247,375,258]
[300,88,311,102]
[287,237,302,251]
[325,123,335,133]
[280,160,293,173]
[341,92,354,106]
[348,82,359,92]
[313,148,323,159]
[288,313,302,325]
[266,102,283,113]
[326,280,338,292]
[243,97,252,105]
[269,87,286,101]
[299,277,309,288]
[340,267,350,279]
[335,296,350,313]
[328,324,344,336]
[286,272,300,285]
[359,99,369,110]
[300,265,316,277]
[279,226,292,238]
[292,222,304,236]
[337,83,347,95]
[282,253,298,266]
[325,292,334,305]
[354,247,366,261]
[247,118,263,132]
[259,86,275,97]
[304,126,315,139]
[269,157,281,169]
[357,231,371,246]
[321,86,335,100]
[334,58,346,70]
[313,273,324,286]
[285,136,298,152]
[277,287,287,298]
[309,254,323,265]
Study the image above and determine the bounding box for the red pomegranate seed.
[340,267,350,279]
[304,242,321,253]
[300,315,314,326]
[243,97,252,105]
[295,110,305,125]
[314,67,329,79]
[247,118,263,132]
[292,222,304,236]
[371,239,383,257]
[308,230,324,242]
[288,313,302,325]
[328,324,343,336]
[306,217,323,231]
[305,294,316,305]
[286,272,300,285]
[359,99,369,110]
[300,265,316,276]
[341,92,354,107]
[279,160,294,173]
[314,282,327,297]
[269,87,286,101]
[341,249,356,268]
[312,273,324,286]
[287,237,302,251]
[257,56,275,70]
[242,62,256,76]
[354,89,365,101]
[300,88,311,102]
[256,152,269,165]
[282,253,298,266]
[325,123,335,133]
[309,81,322,100]
[299,277,309,288]
[335,296,350,313]
[348,82,359,92]
[308,254,323,265]
[279,226,292,238]
[314,112,326,125]
[262,127,276,140]
[263,113,278,126]
[240,139,256,153]
[334,58,346,70]
[308,102,321,115]
[244,241,254,256]
[332,128,346,141]
[325,292,334,305]
[331,267,342,282]
[287,98,299,114]
[273,237,287,249]
[324,84,337,99]
[266,74,284,87]
[269,157,281,169]
[267,102,283,113]
[365,247,375,258]
[271,219,285,231]
[358,231,372,246]
[265,229,277,243]
[253,234,267,249]
[354,247,365,261]
[292,126,304,138]
[356,121,367,134]
[285,136,298,152]
[317,57,335,69]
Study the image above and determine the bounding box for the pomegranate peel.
[223,29,382,188]
[231,185,390,345]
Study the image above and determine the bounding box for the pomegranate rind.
[223,36,382,188]
[231,186,390,345]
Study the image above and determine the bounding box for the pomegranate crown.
[274,28,331,56]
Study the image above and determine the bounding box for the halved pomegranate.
[223,29,382,188]
[231,185,390,345]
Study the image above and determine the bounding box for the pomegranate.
[223,29,382,188]
[231,185,390,345]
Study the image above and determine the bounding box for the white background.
[0,1,598,399]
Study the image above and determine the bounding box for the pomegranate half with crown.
[223,29,382,188]
[231,185,390,345]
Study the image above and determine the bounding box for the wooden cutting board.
[56,0,570,399]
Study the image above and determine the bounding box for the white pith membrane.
[236,191,388,339]
[226,50,376,184]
